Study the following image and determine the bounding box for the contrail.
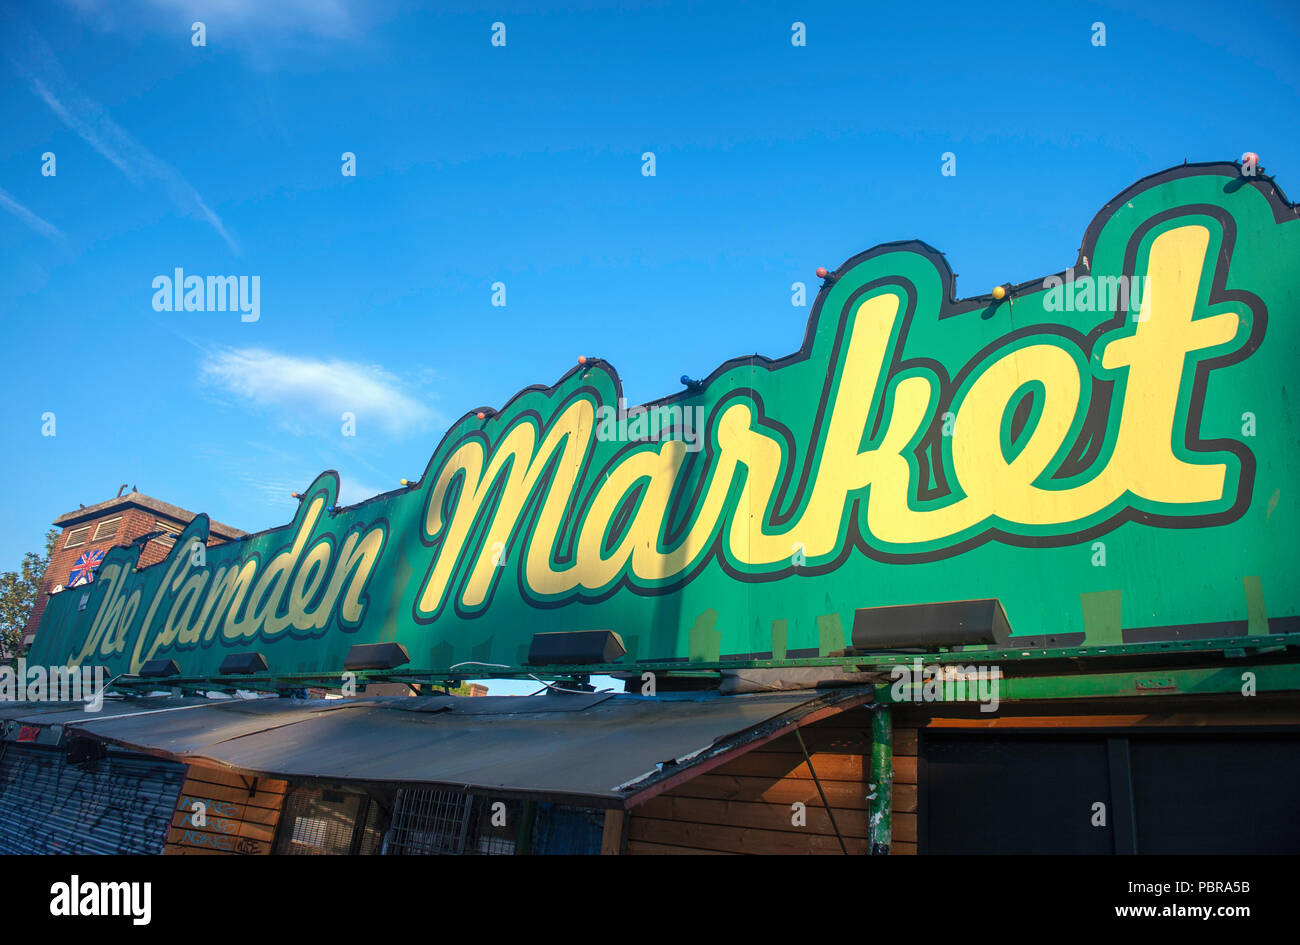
[3,12,240,254]
[0,187,62,240]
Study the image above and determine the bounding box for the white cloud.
[0,187,62,240]
[5,15,239,253]
[201,347,439,437]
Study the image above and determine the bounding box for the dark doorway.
[1128,735,1300,854]
[919,731,1300,854]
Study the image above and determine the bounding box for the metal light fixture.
[343,642,411,671]
[527,629,626,665]
[219,652,269,675]
[850,599,1011,651]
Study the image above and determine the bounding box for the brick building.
[21,488,245,649]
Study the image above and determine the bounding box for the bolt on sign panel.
[26,163,1300,678]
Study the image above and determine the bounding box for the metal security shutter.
[919,733,1115,854]
[0,743,185,854]
[918,731,1300,854]
[1128,734,1300,853]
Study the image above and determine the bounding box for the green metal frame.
[104,632,1300,703]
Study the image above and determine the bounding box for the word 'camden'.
[70,496,384,673]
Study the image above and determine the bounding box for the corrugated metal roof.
[0,695,213,724]
[2,687,874,805]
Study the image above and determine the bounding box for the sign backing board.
[28,163,1300,678]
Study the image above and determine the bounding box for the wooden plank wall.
[891,721,918,855]
[601,809,627,854]
[626,704,916,855]
[163,765,288,855]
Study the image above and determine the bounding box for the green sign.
[30,162,1300,678]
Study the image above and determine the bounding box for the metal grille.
[384,788,603,855]
[384,788,473,854]
[356,798,384,855]
[470,796,523,855]
[384,788,524,855]
[92,517,122,541]
[0,743,185,855]
[273,785,383,855]
[290,816,330,847]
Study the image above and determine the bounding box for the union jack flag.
[67,549,105,587]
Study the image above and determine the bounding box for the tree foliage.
[0,529,59,661]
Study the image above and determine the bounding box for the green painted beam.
[877,661,1300,704]
[101,632,1300,702]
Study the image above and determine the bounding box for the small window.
[529,802,606,855]
[64,525,92,549]
[153,520,181,547]
[273,786,385,855]
[92,517,122,541]
[290,817,331,848]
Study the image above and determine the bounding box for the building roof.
[51,491,246,539]
[4,686,874,807]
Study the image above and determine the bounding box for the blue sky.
[1,0,1297,596]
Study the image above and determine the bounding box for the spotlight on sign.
[680,375,704,391]
[344,641,411,671]
[139,658,181,678]
[219,652,269,675]
[527,629,627,666]
[815,267,828,278]
[291,492,303,499]
[476,408,497,420]
[850,598,1012,651]
[992,285,1008,301]
[400,478,415,487]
